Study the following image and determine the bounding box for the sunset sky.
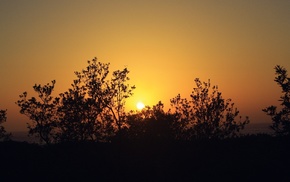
[1,0,290,132]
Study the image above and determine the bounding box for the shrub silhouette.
[263,65,290,136]
[170,78,249,140]
[0,109,11,141]
[125,101,173,142]
[17,57,135,144]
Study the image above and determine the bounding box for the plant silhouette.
[57,58,135,142]
[0,109,11,141]
[170,78,249,140]
[5,60,290,182]
[16,58,251,144]
[16,81,57,144]
[263,65,290,136]
[17,57,135,143]
[125,101,173,142]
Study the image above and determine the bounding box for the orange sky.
[0,0,290,132]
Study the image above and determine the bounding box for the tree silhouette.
[16,81,58,144]
[56,79,94,142]
[0,109,11,141]
[57,58,135,142]
[16,57,135,143]
[104,67,135,140]
[56,60,113,142]
[170,78,249,140]
[263,65,290,136]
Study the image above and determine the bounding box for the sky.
[0,0,290,132]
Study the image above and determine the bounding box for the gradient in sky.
[0,0,290,132]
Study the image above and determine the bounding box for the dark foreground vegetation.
[0,59,289,181]
[1,135,290,182]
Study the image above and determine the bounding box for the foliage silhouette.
[16,81,57,144]
[16,58,253,144]
[57,58,135,142]
[170,78,249,140]
[0,109,11,141]
[263,65,290,136]
[124,101,173,142]
[17,57,135,143]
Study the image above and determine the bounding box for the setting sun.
[136,102,145,110]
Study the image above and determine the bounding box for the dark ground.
[1,135,290,182]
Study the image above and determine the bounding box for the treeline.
[0,58,289,144]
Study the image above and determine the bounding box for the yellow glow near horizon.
[136,102,145,110]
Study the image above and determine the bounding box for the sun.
[136,101,145,110]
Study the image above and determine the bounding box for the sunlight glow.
[136,102,145,110]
